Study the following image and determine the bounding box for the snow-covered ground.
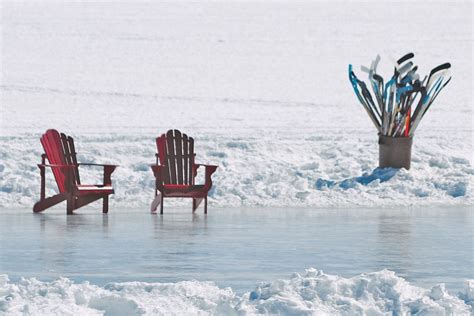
[2,270,473,315]
[1,1,472,209]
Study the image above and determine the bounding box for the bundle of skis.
[349,53,451,137]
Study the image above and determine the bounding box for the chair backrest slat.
[156,135,170,184]
[40,129,80,193]
[182,133,189,184]
[174,130,184,184]
[60,133,81,185]
[68,136,81,184]
[156,129,195,185]
[165,130,178,184]
[188,137,194,184]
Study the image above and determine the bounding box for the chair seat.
[76,185,114,196]
[164,184,192,190]
[163,184,206,197]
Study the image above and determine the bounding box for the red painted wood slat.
[174,130,184,184]
[166,130,177,184]
[189,137,194,184]
[41,130,66,192]
[182,134,189,185]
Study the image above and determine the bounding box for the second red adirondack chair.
[33,129,117,214]
[150,129,217,214]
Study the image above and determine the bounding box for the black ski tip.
[443,76,452,86]
[430,63,451,75]
[397,52,415,65]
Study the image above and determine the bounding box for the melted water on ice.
[1,207,472,295]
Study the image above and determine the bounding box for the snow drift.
[0,128,472,209]
[1,269,472,315]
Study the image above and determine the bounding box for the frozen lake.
[0,2,472,312]
[1,207,472,295]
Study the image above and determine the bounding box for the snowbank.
[1,269,472,315]
[0,128,472,209]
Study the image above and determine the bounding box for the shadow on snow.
[315,167,399,190]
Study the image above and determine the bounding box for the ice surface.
[0,2,472,209]
[1,269,472,315]
[2,207,472,297]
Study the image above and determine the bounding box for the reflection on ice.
[1,207,472,296]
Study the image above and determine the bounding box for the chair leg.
[67,195,74,215]
[33,193,67,213]
[204,196,208,214]
[192,198,203,213]
[103,195,109,214]
[160,195,164,215]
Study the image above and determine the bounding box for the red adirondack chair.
[150,129,217,214]
[33,129,117,214]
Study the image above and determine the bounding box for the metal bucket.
[378,134,413,170]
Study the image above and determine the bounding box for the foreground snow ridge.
[1,269,472,315]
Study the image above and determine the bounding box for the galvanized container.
[378,134,413,170]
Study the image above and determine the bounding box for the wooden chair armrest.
[195,163,218,168]
[37,164,76,194]
[150,163,165,168]
[37,164,77,169]
[194,164,217,188]
[150,164,166,190]
[104,166,117,185]
[150,164,166,177]
[195,164,218,176]
[78,163,118,167]
[77,164,117,185]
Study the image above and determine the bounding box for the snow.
[1,269,472,315]
[0,1,472,209]
[0,2,474,208]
